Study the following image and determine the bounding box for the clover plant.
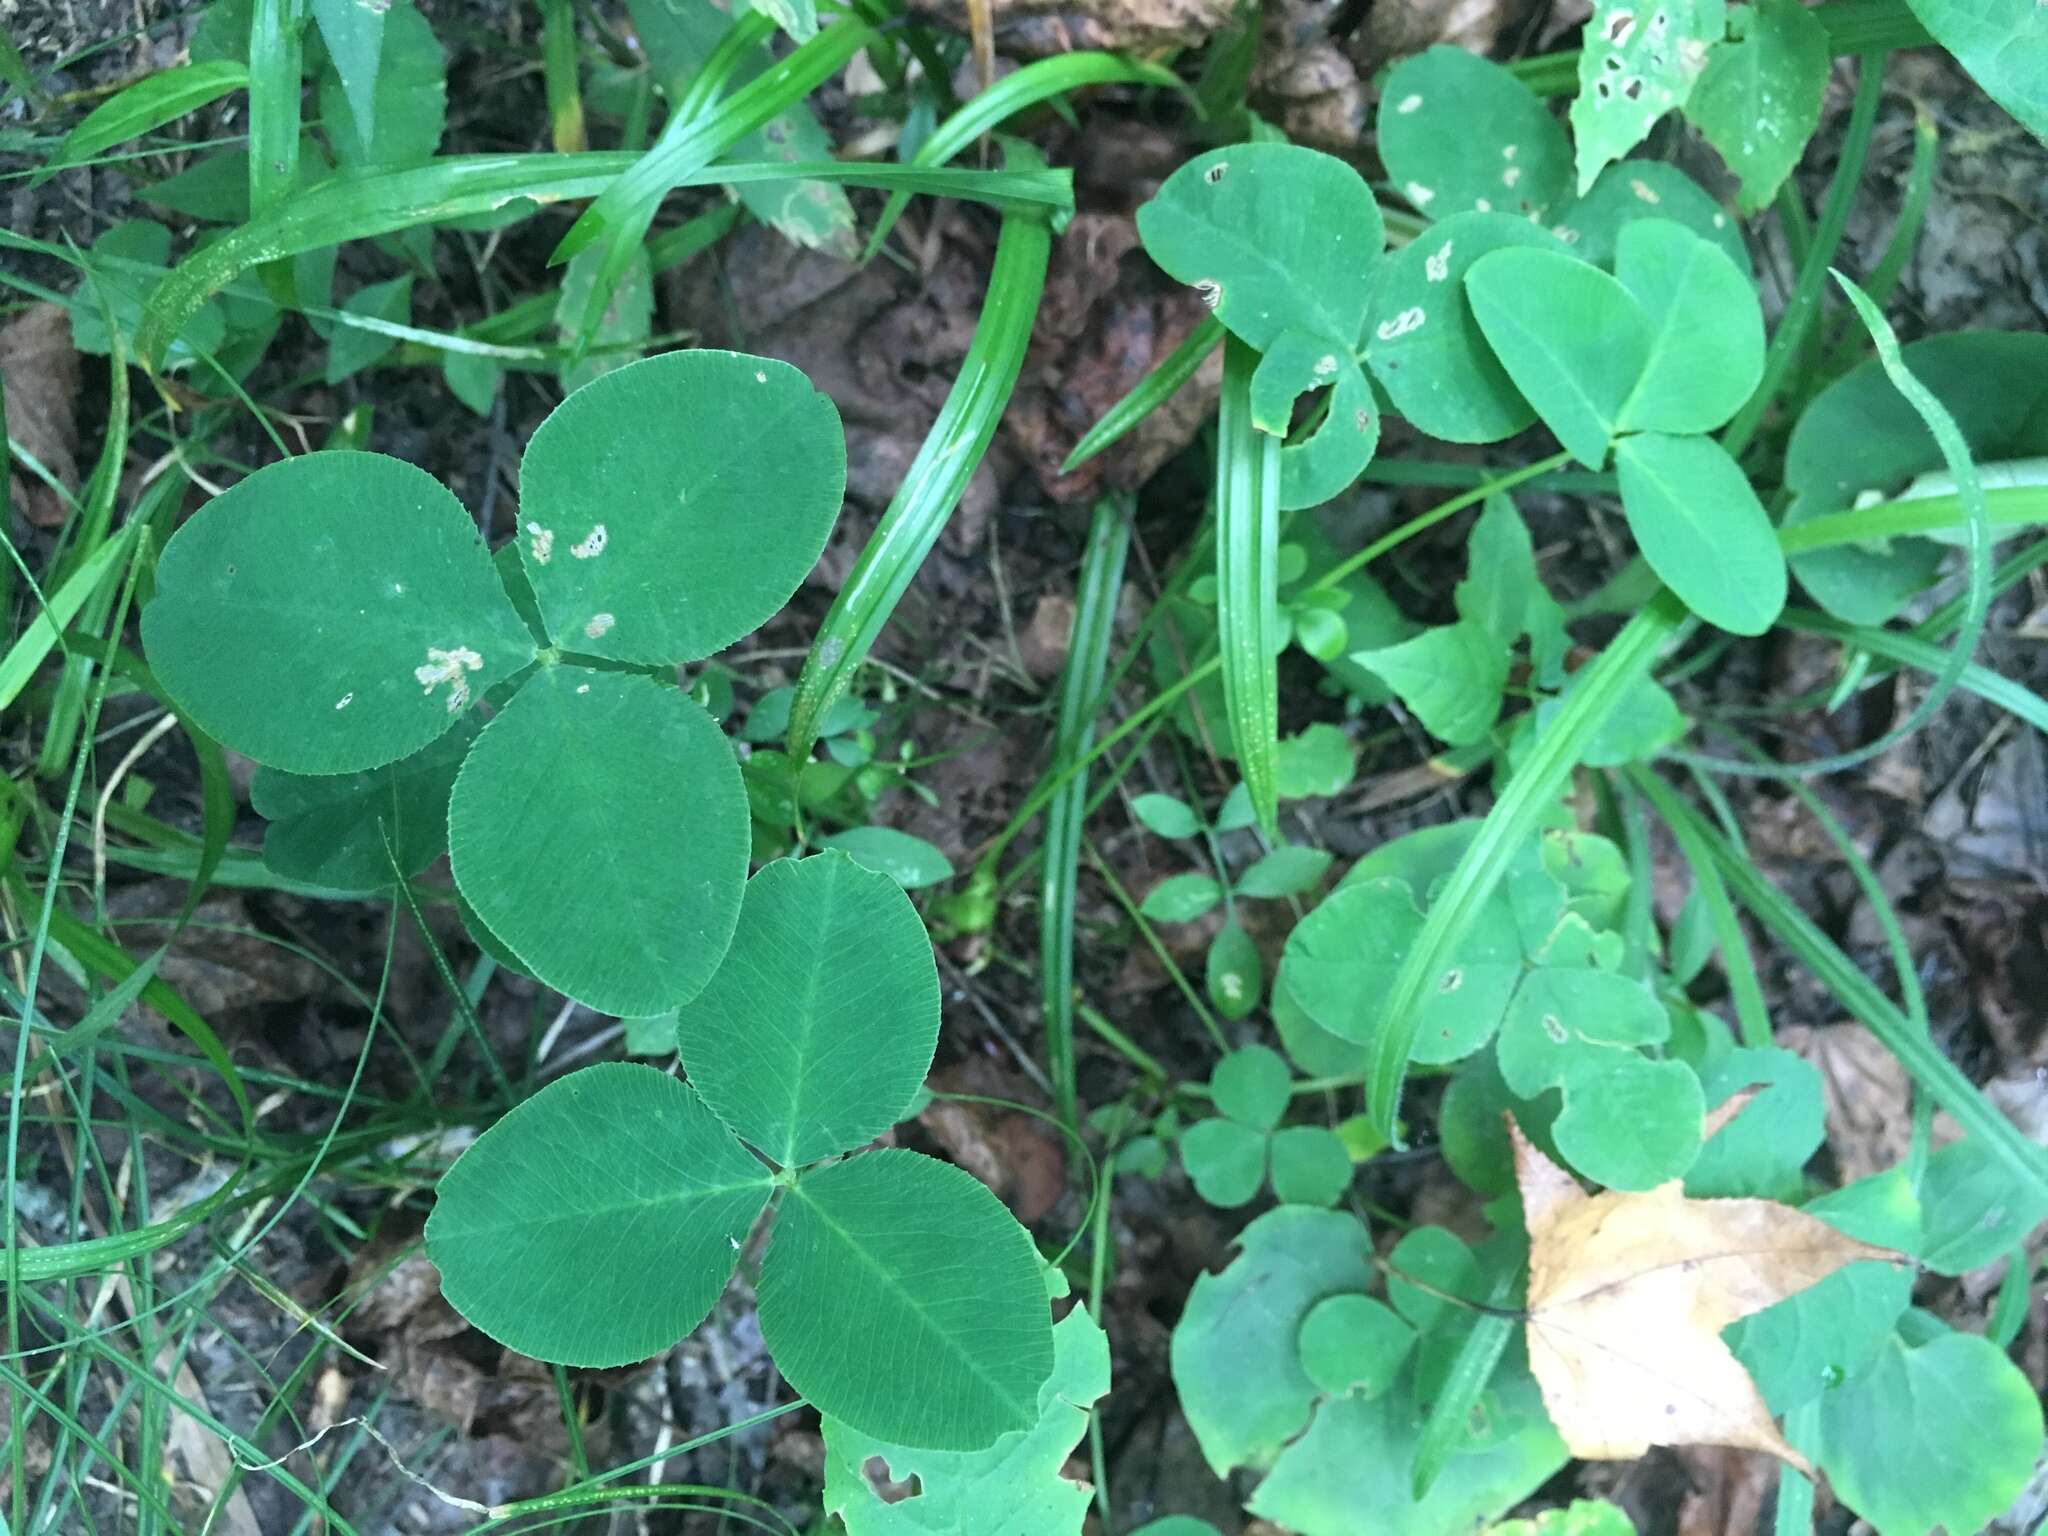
[140,352,1060,1450]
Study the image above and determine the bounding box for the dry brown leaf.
[1511,1118,1903,1473]
[1779,1023,1913,1183]
[0,304,81,528]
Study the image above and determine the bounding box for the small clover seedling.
[426,852,1056,1449]
[1179,1045,1354,1208]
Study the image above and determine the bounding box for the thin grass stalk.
[787,207,1052,757]
[1040,498,1132,1131]
[1629,770,2048,1203]
[1365,594,1690,1143]
[1215,335,1283,836]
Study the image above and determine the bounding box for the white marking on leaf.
[1542,1013,1569,1043]
[1405,181,1436,208]
[1503,144,1519,159]
[1375,306,1426,341]
[1396,93,1423,114]
[1630,178,1662,204]
[1205,161,1228,183]
[584,612,616,639]
[335,693,354,710]
[414,647,483,714]
[1476,197,1493,211]
[755,370,768,382]
[527,522,555,564]
[1314,354,1339,377]
[570,524,608,559]
[1426,241,1454,282]
[1195,279,1223,309]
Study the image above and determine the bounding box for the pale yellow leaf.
[1511,1118,1903,1474]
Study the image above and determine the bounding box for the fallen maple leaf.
[1511,1115,1903,1473]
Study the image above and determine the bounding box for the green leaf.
[1137,143,1384,351]
[1249,333,1381,511]
[674,853,937,1167]
[1552,161,1749,273]
[1171,1206,1377,1475]
[311,0,385,142]
[1270,1126,1354,1207]
[1281,879,1426,1048]
[1683,1047,1823,1198]
[1212,1043,1292,1130]
[518,350,845,665]
[1140,872,1224,923]
[1352,620,1508,745]
[447,669,749,1016]
[1902,0,2046,139]
[1250,1365,1565,1536]
[1464,250,1647,468]
[1555,1057,1705,1190]
[1132,793,1202,840]
[141,452,535,774]
[1808,1313,2045,1536]
[1440,1049,1562,1198]
[1297,1294,1413,1398]
[761,1149,1055,1450]
[1570,0,1725,194]
[1783,332,2048,624]
[1613,218,1764,434]
[815,826,954,890]
[1236,846,1333,900]
[1724,1169,1918,1413]
[1917,1137,2048,1275]
[1208,919,1264,1021]
[1536,670,1689,766]
[1181,1117,1269,1207]
[424,1062,772,1365]
[442,349,500,416]
[1377,48,1574,221]
[1366,214,1564,445]
[1495,967,1670,1099]
[325,274,413,384]
[1682,0,1829,214]
[251,716,477,891]
[554,242,654,395]
[1275,723,1358,798]
[1216,334,1285,836]
[318,3,445,170]
[46,60,250,175]
[821,1304,1110,1536]
[1456,492,1553,647]
[1615,432,1786,634]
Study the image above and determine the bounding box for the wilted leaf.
[1512,1117,1902,1470]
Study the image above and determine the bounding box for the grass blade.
[1777,608,2048,733]
[1040,497,1132,1131]
[787,206,1052,758]
[1720,55,1883,458]
[1410,1286,1520,1497]
[862,51,1186,260]
[1061,316,1224,474]
[1365,594,1690,1143]
[246,0,304,217]
[539,0,586,152]
[1676,275,1992,779]
[134,155,1068,368]
[549,18,873,348]
[40,60,249,181]
[1630,770,2048,1204]
[1216,335,1283,836]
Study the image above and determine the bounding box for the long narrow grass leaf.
[1061,316,1224,474]
[1216,335,1283,836]
[1366,595,1690,1142]
[42,60,249,180]
[1629,770,2048,1203]
[1040,500,1132,1130]
[787,207,1052,757]
[550,19,873,348]
[863,52,1185,260]
[1778,609,2048,732]
[0,524,135,712]
[1677,276,1991,778]
[1411,1300,1517,1497]
[246,0,304,216]
[135,155,1066,367]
